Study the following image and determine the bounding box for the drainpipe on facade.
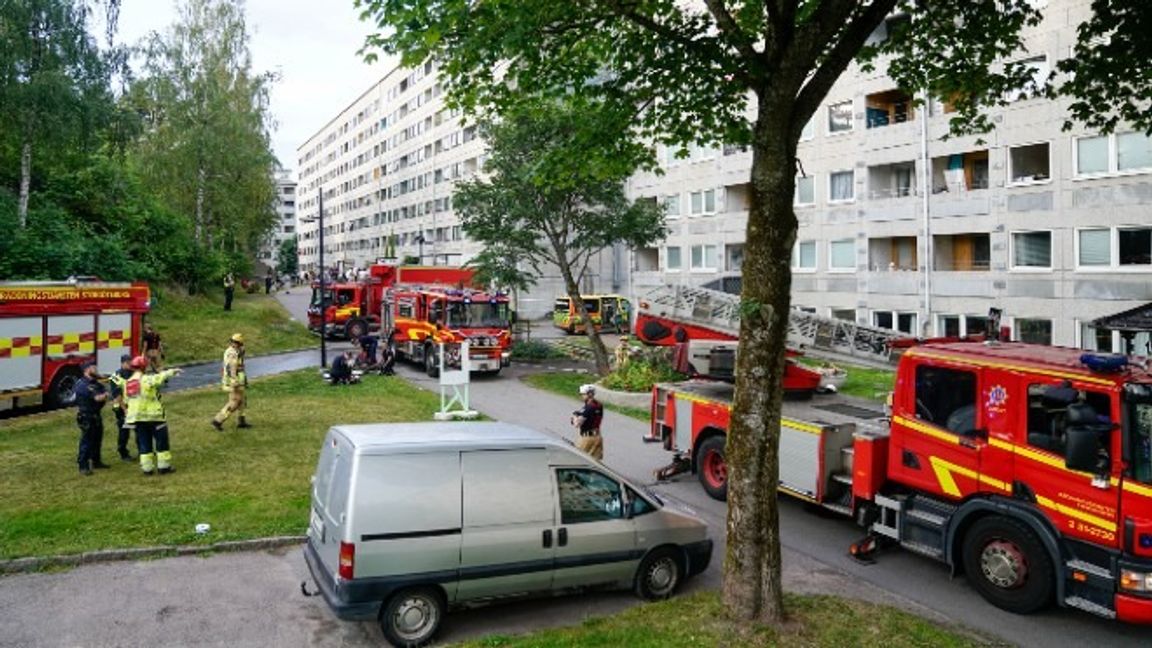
[920,90,933,337]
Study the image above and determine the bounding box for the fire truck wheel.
[634,547,682,601]
[962,516,1054,614]
[696,435,728,501]
[47,366,83,408]
[346,319,368,340]
[424,345,440,378]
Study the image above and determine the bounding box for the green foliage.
[510,340,568,361]
[277,237,299,276]
[601,350,687,393]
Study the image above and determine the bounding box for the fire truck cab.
[0,280,150,410]
[651,340,1152,623]
[384,285,512,377]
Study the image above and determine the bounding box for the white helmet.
[579,384,596,396]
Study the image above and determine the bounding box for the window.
[666,246,682,270]
[1128,396,1152,484]
[939,314,989,338]
[828,100,853,133]
[800,118,815,141]
[795,176,815,205]
[793,241,816,270]
[627,486,657,517]
[1026,383,1111,455]
[726,244,744,271]
[1016,318,1052,344]
[1008,143,1050,184]
[831,308,856,322]
[829,239,855,271]
[690,189,716,215]
[1006,55,1049,101]
[1076,227,1152,269]
[690,244,718,270]
[1011,231,1052,269]
[874,311,917,334]
[913,365,977,433]
[1076,132,1152,176]
[1077,228,1110,267]
[829,171,855,202]
[556,468,623,524]
[663,194,681,218]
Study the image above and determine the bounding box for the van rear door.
[310,430,353,575]
[458,449,556,600]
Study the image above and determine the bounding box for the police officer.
[107,353,135,461]
[123,355,182,475]
[74,360,110,476]
[571,384,605,461]
[211,333,251,430]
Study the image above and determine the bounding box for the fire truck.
[649,336,1152,623]
[0,280,150,410]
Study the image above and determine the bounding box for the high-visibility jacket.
[221,345,247,390]
[124,369,179,424]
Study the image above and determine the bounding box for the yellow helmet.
[230,333,245,344]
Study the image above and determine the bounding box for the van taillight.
[338,541,355,579]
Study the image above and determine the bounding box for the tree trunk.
[721,102,799,625]
[195,165,207,244]
[556,261,611,374]
[18,140,32,228]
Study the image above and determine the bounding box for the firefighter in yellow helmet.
[211,333,250,431]
[123,355,183,475]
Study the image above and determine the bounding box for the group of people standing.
[73,328,253,477]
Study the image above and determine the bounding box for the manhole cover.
[813,403,885,420]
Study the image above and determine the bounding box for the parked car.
[303,421,712,647]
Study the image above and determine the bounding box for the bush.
[511,340,567,360]
[601,348,686,393]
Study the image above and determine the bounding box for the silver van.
[303,422,712,647]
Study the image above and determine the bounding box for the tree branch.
[702,0,761,67]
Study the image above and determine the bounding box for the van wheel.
[634,548,682,601]
[379,586,444,648]
[696,435,728,501]
[962,516,1054,614]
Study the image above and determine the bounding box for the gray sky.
[114,0,394,175]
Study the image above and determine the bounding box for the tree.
[452,99,666,374]
[277,236,298,276]
[359,0,1149,625]
[0,0,115,227]
[130,0,277,255]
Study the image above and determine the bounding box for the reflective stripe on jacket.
[124,369,178,423]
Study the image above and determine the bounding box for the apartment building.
[295,62,626,319]
[629,0,1152,353]
[258,169,297,270]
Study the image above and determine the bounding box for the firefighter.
[211,333,251,430]
[107,353,135,461]
[74,360,110,476]
[571,384,605,461]
[123,356,182,476]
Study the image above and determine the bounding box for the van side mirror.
[1064,426,1102,472]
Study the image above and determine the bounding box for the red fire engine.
[0,280,150,409]
[649,339,1152,623]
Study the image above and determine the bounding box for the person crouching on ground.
[212,333,251,431]
[329,350,358,385]
[571,384,605,461]
[123,356,183,476]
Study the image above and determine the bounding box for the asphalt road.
[1,290,1149,647]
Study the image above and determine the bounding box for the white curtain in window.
[690,192,702,214]
[1118,132,1152,171]
[830,240,855,268]
[664,195,680,216]
[705,245,718,268]
[1076,136,1109,174]
[1013,232,1051,267]
[1078,229,1110,265]
[704,189,716,213]
[666,247,681,270]
[830,171,854,201]
[796,176,814,204]
[798,241,816,268]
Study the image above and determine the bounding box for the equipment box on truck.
[303,422,713,647]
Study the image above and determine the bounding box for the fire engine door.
[1019,381,1120,548]
[894,363,986,500]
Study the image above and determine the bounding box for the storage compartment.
[851,433,890,501]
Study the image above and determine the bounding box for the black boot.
[237,418,252,429]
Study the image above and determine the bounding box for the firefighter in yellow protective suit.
[123,356,183,476]
[211,333,250,431]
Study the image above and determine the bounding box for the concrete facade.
[628,0,1152,353]
[295,63,627,320]
[259,169,297,270]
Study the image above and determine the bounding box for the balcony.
[865,89,915,128]
[868,236,919,272]
[931,150,989,194]
[867,161,917,200]
[933,233,991,272]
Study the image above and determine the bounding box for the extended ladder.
[638,284,913,366]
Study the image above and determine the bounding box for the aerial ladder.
[634,284,914,370]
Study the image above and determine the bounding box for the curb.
[0,535,305,575]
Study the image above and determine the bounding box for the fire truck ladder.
[639,284,913,367]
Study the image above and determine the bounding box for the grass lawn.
[147,289,315,365]
[461,590,987,648]
[0,370,442,559]
[523,373,650,422]
[799,359,896,403]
